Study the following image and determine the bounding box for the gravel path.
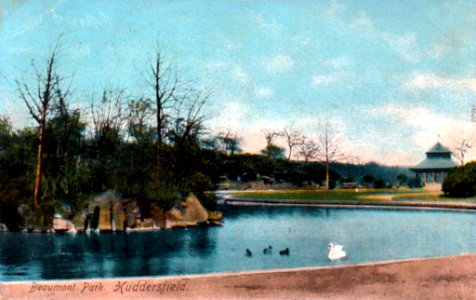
[2,254,476,299]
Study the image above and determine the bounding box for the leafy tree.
[261,144,285,159]
[363,174,375,185]
[217,129,241,155]
[0,118,34,229]
[373,178,386,189]
[43,99,87,211]
[443,163,476,197]
[396,173,408,186]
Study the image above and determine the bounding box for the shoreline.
[2,254,476,299]
[222,195,476,212]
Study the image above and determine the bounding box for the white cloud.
[324,56,352,70]
[325,0,345,17]
[204,62,251,85]
[425,44,446,59]
[294,33,312,46]
[351,10,441,63]
[311,71,352,86]
[255,86,273,99]
[351,11,375,32]
[248,11,282,37]
[232,67,250,85]
[402,73,476,93]
[1,97,30,130]
[369,104,474,151]
[266,54,294,73]
[383,32,420,63]
[209,100,249,130]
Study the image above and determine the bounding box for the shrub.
[373,179,386,189]
[443,163,476,197]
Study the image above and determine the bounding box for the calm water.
[1,205,476,281]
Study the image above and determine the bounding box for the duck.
[328,243,346,260]
[245,249,252,257]
[263,245,272,254]
[279,248,289,255]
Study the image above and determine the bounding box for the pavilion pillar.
[423,172,427,184]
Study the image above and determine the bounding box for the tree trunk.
[33,124,46,210]
[325,161,330,190]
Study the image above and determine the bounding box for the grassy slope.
[228,189,475,203]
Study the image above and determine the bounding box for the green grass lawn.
[228,189,476,203]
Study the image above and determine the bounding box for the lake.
[1,205,476,281]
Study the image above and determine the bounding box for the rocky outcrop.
[91,190,126,231]
[123,198,142,229]
[48,190,217,232]
[150,204,165,228]
[166,193,209,227]
[0,223,8,232]
[53,214,76,232]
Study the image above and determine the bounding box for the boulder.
[144,218,155,228]
[111,202,126,231]
[53,214,76,232]
[150,204,165,228]
[92,190,126,231]
[72,211,88,232]
[126,213,137,228]
[98,209,112,231]
[123,198,141,229]
[166,193,208,226]
[0,223,8,232]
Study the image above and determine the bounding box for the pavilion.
[410,142,456,184]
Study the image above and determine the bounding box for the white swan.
[328,243,346,260]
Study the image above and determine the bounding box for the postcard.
[1,1,476,299]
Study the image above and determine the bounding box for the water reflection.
[1,206,476,281]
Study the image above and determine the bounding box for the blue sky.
[1,0,476,166]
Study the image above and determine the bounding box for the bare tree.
[170,88,209,145]
[452,134,473,166]
[282,126,303,160]
[297,136,319,163]
[316,122,343,189]
[260,128,285,158]
[344,154,361,165]
[261,128,282,148]
[90,88,127,151]
[16,45,65,210]
[88,88,127,191]
[146,45,178,200]
[217,129,242,155]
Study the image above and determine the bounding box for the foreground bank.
[2,254,476,299]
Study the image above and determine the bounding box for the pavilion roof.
[426,142,451,154]
[410,157,457,171]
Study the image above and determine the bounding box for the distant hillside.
[331,162,412,186]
